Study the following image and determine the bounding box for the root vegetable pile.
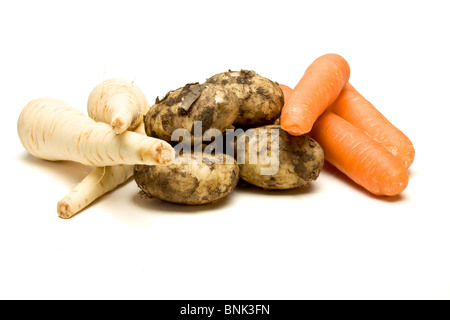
[17,81,175,219]
[17,56,415,218]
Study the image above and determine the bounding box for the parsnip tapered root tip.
[88,79,149,134]
[17,98,174,167]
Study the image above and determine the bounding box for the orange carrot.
[281,53,351,136]
[310,110,409,196]
[329,83,415,168]
[278,84,293,103]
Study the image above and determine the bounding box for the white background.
[1,0,449,300]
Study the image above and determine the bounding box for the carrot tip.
[280,122,308,136]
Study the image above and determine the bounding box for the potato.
[144,82,239,143]
[206,70,284,127]
[134,153,239,205]
[238,125,324,190]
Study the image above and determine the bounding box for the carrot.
[281,53,351,136]
[278,84,293,103]
[87,79,149,134]
[17,98,174,167]
[310,110,409,196]
[329,83,415,168]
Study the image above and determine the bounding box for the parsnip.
[57,165,134,219]
[56,123,147,219]
[17,98,174,166]
[87,79,148,134]
[57,84,150,219]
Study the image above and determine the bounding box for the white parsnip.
[56,123,147,219]
[57,90,150,219]
[17,98,174,167]
[88,79,149,134]
[57,165,134,219]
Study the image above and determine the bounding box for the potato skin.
[239,125,324,190]
[144,83,239,143]
[206,70,284,127]
[134,153,239,205]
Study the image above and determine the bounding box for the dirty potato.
[134,153,239,205]
[206,70,284,127]
[238,125,324,190]
[144,83,239,143]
